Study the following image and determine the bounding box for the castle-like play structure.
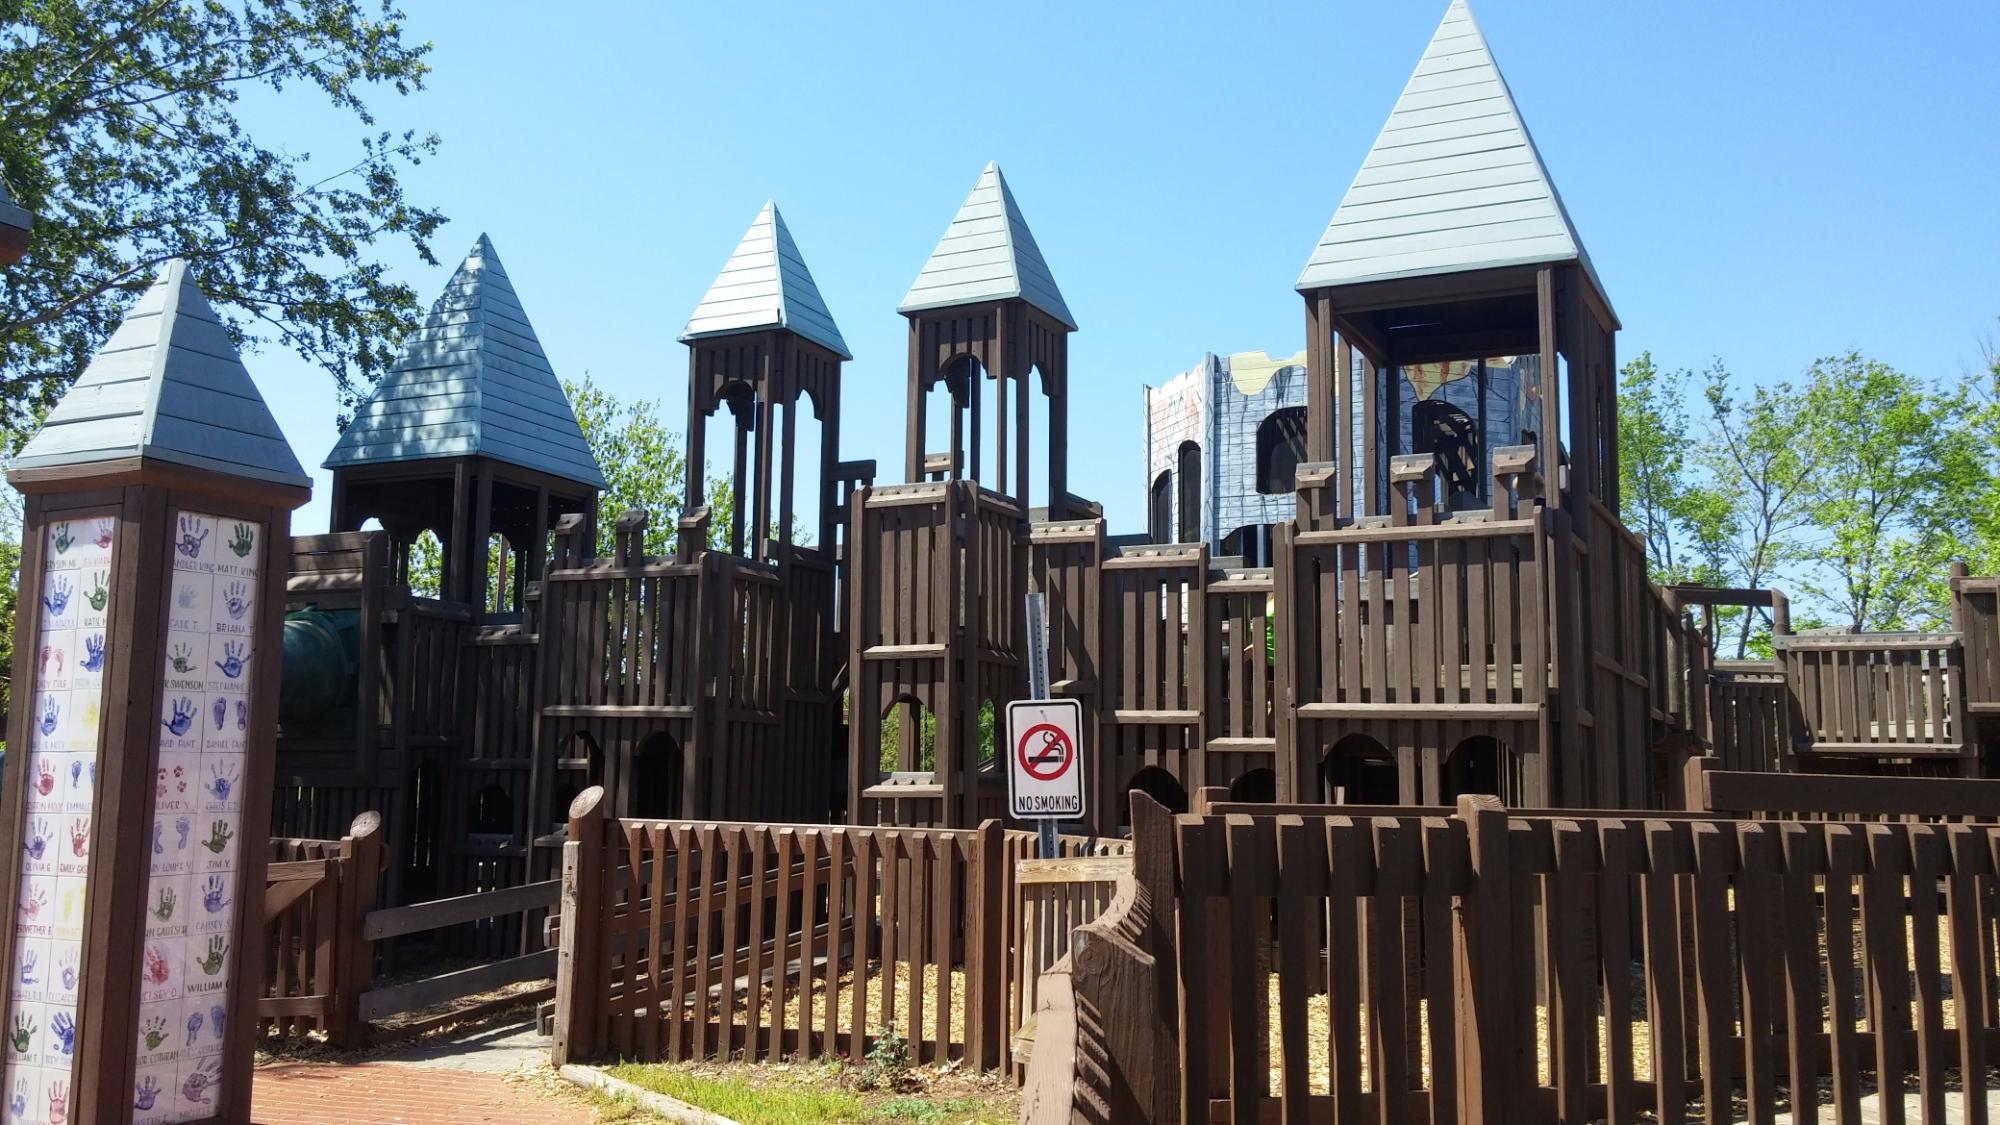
[114,1,2000,915]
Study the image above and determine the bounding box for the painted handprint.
[79,633,104,672]
[229,522,255,557]
[210,1005,225,1040]
[16,951,36,987]
[152,885,177,922]
[185,1011,202,1046]
[181,1062,218,1107]
[42,576,72,617]
[175,514,208,559]
[8,1079,24,1119]
[176,817,191,849]
[163,696,196,736]
[203,875,231,914]
[213,641,249,679]
[50,522,73,554]
[176,584,197,609]
[212,696,227,731]
[206,763,237,802]
[34,756,56,794]
[151,820,163,855]
[68,760,80,789]
[8,1013,34,1055]
[142,1017,168,1051]
[222,580,251,620]
[44,1083,64,1125]
[168,644,195,674]
[134,1075,162,1112]
[20,887,46,920]
[93,520,112,550]
[51,1012,74,1056]
[85,571,107,611]
[38,647,62,680]
[201,820,233,855]
[69,816,89,858]
[198,936,228,976]
[38,695,59,738]
[23,819,50,861]
[143,944,171,985]
[58,951,77,992]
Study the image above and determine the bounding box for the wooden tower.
[848,163,1077,827]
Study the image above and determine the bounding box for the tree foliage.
[0,0,443,426]
[566,375,733,558]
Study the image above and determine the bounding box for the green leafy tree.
[0,0,443,425]
[565,375,734,557]
[1794,353,1975,632]
[1616,352,1733,588]
[1698,364,1817,656]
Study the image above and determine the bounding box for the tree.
[565,375,735,557]
[1616,352,1733,588]
[1794,353,1976,632]
[1698,363,1817,656]
[0,0,443,426]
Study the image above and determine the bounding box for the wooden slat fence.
[1692,764,2000,822]
[1951,574,2000,711]
[1010,853,1133,1065]
[1780,633,1970,759]
[259,813,384,1047]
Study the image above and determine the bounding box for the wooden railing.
[1779,632,1969,758]
[260,813,384,1047]
[1953,572,2000,711]
[551,788,1127,1071]
[1009,853,1133,1067]
[1690,763,2000,820]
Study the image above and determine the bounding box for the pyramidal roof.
[13,260,309,487]
[1296,0,1609,309]
[680,201,851,359]
[323,234,607,490]
[899,162,1076,330]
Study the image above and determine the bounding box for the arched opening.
[788,390,827,550]
[630,732,683,820]
[1320,735,1398,805]
[469,783,515,836]
[1149,472,1172,543]
[552,730,602,830]
[1443,735,1518,806]
[405,529,444,598]
[922,357,980,484]
[1126,766,1189,817]
[705,383,759,556]
[1228,767,1277,804]
[1256,406,1309,495]
[1028,362,1053,513]
[1175,441,1201,544]
[880,696,936,774]
[977,698,997,772]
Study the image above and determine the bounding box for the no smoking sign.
[1006,698,1085,819]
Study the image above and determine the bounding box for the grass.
[601,1061,1014,1125]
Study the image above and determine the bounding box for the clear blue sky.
[237,0,2000,537]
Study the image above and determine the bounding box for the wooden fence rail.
[259,813,384,1046]
[1029,791,2000,1124]
[1010,853,1133,1066]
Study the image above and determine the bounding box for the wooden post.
[552,786,607,1066]
[967,820,1005,1070]
[1454,794,1516,1124]
[332,813,384,1051]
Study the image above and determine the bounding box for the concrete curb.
[557,1064,742,1125]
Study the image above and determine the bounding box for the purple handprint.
[176,817,191,850]
[175,515,208,559]
[202,875,231,914]
[181,1061,218,1107]
[210,1005,225,1041]
[24,819,50,861]
[41,576,72,617]
[151,820,162,855]
[184,1011,202,1047]
[212,696,227,731]
[206,763,237,802]
[17,951,36,987]
[163,696,196,736]
[51,1012,74,1056]
[213,641,249,679]
[133,1076,161,1112]
[39,695,60,737]
[59,952,76,992]
[79,633,103,672]
[222,580,251,620]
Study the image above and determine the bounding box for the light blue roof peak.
[12,260,309,487]
[680,200,851,359]
[323,234,607,490]
[899,162,1076,330]
[1296,0,1612,317]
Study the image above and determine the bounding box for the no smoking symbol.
[1017,723,1074,781]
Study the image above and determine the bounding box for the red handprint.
[143,945,170,985]
[46,1081,66,1125]
[40,646,61,676]
[68,818,89,859]
[35,760,56,796]
[20,887,47,920]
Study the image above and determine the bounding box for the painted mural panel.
[5,518,114,1125]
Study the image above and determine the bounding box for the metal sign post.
[1016,593,1072,858]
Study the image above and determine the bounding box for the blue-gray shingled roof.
[899,162,1076,330]
[1296,0,1614,320]
[12,260,309,488]
[323,234,607,490]
[681,201,851,359]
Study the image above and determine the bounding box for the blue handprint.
[41,576,72,617]
[203,875,231,914]
[176,817,191,850]
[185,1011,202,1047]
[176,584,197,609]
[213,641,249,679]
[59,953,77,993]
[69,760,80,789]
[24,819,50,861]
[39,695,60,737]
[206,763,237,802]
[17,951,36,987]
[175,515,208,559]
[80,633,104,672]
[134,1075,161,1112]
[152,820,163,855]
[212,696,227,731]
[210,1005,225,1041]
[9,1078,24,1119]
[51,1012,74,1056]
[163,696,196,736]
[222,580,251,620]
[235,699,248,730]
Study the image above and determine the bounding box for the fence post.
[1682,755,1714,812]
[969,819,1006,1071]
[554,786,608,1065]
[1455,795,1516,1124]
[334,811,385,1049]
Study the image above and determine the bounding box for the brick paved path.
[254,1062,598,1124]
